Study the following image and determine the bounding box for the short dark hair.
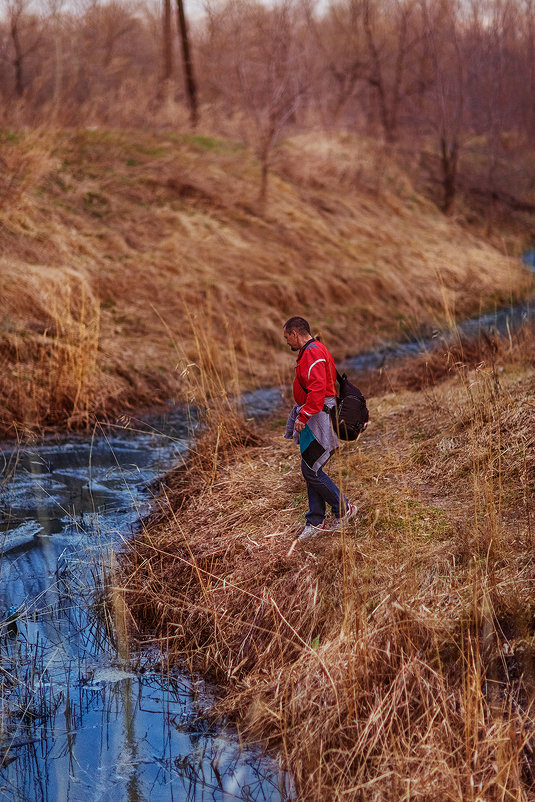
[283,316,311,335]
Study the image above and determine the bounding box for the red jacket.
[293,339,337,424]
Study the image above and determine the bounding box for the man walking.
[283,316,357,540]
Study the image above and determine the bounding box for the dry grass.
[117,329,535,801]
[2,261,101,431]
[361,316,535,398]
[1,127,533,436]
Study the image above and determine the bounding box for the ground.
[117,325,535,801]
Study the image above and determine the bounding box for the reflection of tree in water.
[0,604,291,801]
[172,734,289,802]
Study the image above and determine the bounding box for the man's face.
[284,328,300,351]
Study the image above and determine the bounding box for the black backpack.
[329,371,369,441]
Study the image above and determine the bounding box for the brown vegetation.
[1,128,531,437]
[2,0,535,792]
[361,321,535,397]
[4,0,535,216]
[117,325,535,800]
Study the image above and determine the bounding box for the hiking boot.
[331,503,358,531]
[297,521,327,540]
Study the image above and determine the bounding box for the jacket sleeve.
[297,358,328,423]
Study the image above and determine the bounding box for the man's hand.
[294,419,306,433]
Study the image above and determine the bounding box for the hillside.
[1,128,532,435]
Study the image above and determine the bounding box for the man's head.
[283,316,312,351]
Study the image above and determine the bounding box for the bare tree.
[101,2,136,68]
[362,0,426,142]
[520,0,535,137]
[176,0,198,127]
[203,0,308,207]
[421,0,466,214]
[162,0,174,85]
[6,0,42,97]
[303,0,367,128]
[46,0,65,115]
[461,0,524,228]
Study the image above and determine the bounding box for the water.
[0,401,290,802]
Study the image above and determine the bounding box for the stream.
[0,255,533,802]
[0,395,288,802]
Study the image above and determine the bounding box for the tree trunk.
[52,19,62,115]
[10,19,24,97]
[162,0,173,85]
[175,0,198,128]
[259,157,269,210]
[363,0,398,143]
[440,136,458,215]
[258,122,276,210]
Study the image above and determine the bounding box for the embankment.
[118,326,535,800]
[1,129,533,436]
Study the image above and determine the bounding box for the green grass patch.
[133,143,169,158]
[373,497,454,541]
[178,133,245,154]
[0,130,22,144]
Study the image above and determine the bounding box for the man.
[283,316,357,540]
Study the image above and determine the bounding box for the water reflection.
[0,657,289,801]
[0,412,292,802]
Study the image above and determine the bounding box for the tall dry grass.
[1,261,101,432]
[1,127,533,435]
[116,324,535,800]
